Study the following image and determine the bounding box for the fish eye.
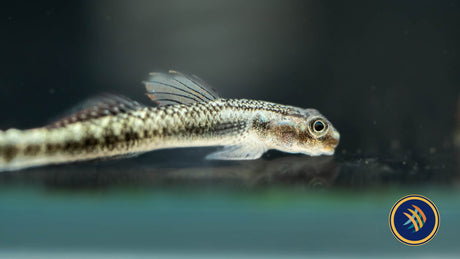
[311,119,327,133]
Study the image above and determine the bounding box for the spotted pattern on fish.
[0,71,340,171]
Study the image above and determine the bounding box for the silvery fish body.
[0,71,340,171]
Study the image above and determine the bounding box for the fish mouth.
[331,129,340,141]
[320,147,336,156]
[320,128,340,151]
[300,147,336,156]
[319,129,340,155]
[327,127,340,149]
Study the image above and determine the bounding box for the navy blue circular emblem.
[389,195,440,246]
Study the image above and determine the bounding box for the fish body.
[0,71,340,171]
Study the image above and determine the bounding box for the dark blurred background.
[0,0,458,158]
[0,0,459,257]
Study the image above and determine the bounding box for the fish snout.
[327,127,340,149]
[332,128,340,143]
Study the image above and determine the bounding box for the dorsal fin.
[47,94,145,128]
[143,70,220,106]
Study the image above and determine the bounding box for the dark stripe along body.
[0,71,340,171]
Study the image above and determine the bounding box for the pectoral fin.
[206,142,267,160]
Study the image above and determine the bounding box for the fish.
[0,70,340,172]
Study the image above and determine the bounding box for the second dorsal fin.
[143,70,220,106]
[46,94,145,128]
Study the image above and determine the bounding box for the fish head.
[260,108,340,156]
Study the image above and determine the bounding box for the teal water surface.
[0,152,459,257]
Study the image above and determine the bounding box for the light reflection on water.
[0,150,459,257]
[0,155,336,190]
[0,148,456,191]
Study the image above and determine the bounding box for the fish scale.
[0,71,340,171]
